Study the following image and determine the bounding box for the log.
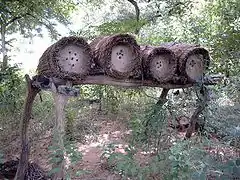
[90,34,141,79]
[141,45,177,83]
[37,36,93,81]
[161,43,211,84]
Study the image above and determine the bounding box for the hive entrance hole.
[56,44,89,74]
[111,45,135,73]
[150,54,173,80]
[185,54,204,81]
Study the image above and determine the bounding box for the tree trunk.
[1,23,8,70]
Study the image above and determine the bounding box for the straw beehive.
[90,34,141,79]
[163,43,210,83]
[37,36,92,81]
[141,45,177,83]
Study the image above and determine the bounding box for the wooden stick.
[15,75,40,180]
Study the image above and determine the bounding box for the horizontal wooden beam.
[73,75,193,88]
[73,75,224,88]
[31,74,224,91]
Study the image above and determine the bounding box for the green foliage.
[96,19,147,35]
[0,0,76,38]
[129,102,168,150]
[0,65,24,112]
[78,84,145,114]
[65,108,77,141]
[0,0,77,69]
[102,143,144,179]
[48,139,83,179]
[0,0,240,179]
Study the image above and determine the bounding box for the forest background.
[0,0,239,179]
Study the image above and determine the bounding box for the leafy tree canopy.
[0,0,77,69]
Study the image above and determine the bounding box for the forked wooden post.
[185,86,209,139]
[15,75,40,180]
[145,88,170,136]
[51,82,69,180]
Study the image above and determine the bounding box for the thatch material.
[141,45,177,83]
[161,42,210,83]
[37,36,92,81]
[90,34,141,79]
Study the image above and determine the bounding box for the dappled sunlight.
[217,97,235,106]
[1,0,239,179]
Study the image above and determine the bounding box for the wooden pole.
[185,86,208,139]
[15,75,40,180]
[144,88,169,136]
[51,83,69,180]
[156,88,170,105]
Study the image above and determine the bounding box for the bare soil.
[1,110,239,180]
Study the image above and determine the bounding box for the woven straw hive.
[37,36,92,81]
[141,45,177,83]
[90,34,141,79]
[162,42,210,83]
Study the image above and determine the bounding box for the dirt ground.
[72,119,130,180]
[1,113,134,180]
[1,109,239,180]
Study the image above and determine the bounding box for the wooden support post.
[51,83,69,180]
[15,75,40,180]
[156,88,170,105]
[185,86,208,139]
[144,88,169,136]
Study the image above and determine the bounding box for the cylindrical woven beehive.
[90,34,141,79]
[141,45,177,83]
[37,36,92,81]
[163,43,210,83]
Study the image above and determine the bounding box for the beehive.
[163,43,210,83]
[141,45,177,83]
[90,34,141,79]
[37,36,92,81]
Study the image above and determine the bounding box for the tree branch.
[24,13,58,39]
[6,16,24,26]
[126,0,140,34]
[127,0,140,21]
